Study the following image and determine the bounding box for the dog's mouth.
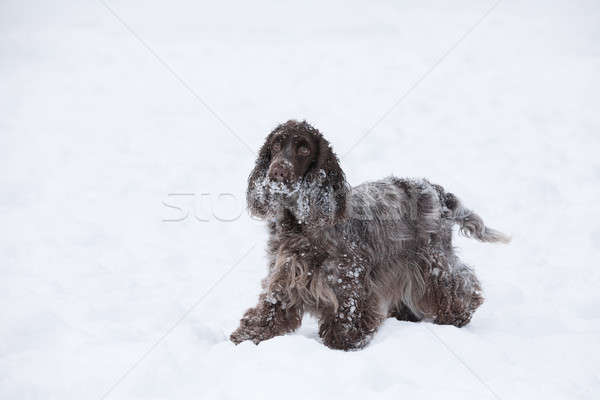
[264,178,301,198]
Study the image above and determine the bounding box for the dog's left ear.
[299,135,349,226]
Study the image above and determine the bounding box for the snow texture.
[1,0,599,399]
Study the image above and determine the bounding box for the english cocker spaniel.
[230,120,509,350]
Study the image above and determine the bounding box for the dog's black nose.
[268,163,292,183]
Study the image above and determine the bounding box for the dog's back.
[346,177,509,250]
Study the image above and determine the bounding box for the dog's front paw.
[230,323,272,345]
[230,301,303,345]
[229,326,255,345]
[230,309,272,345]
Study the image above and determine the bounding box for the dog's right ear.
[246,132,274,218]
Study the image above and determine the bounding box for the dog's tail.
[444,192,511,244]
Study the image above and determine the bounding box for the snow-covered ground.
[2,0,599,398]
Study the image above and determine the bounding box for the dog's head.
[247,120,349,226]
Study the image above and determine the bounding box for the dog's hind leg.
[420,254,484,327]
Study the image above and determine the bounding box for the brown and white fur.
[230,120,509,350]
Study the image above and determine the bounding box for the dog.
[230,120,509,350]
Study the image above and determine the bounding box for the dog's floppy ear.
[246,132,274,219]
[299,134,349,226]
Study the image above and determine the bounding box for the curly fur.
[231,120,509,350]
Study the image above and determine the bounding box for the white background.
[1,0,599,399]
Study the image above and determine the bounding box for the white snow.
[1,0,599,399]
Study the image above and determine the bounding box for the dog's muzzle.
[268,161,294,183]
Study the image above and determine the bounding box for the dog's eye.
[297,145,310,156]
[272,142,281,153]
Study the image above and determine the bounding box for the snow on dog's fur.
[231,120,510,350]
